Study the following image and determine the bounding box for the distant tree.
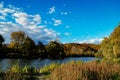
[63,44,71,56]
[0,34,4,55]
[22,36,35,56]
[46,41,65,59]
[100,24,120,58]
[10,31,26,49]
[0,34,4,47]
[36,41,46,58]
[9,31,36,57]
[38,41,44,46]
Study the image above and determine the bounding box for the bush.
[22,65,37,74]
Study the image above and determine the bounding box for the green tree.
[22,36,35,56]
[46,41,65,59]
[100,37,114,59]
[110,25,120,57]
[100,24,120,58]
[36,41,46,58]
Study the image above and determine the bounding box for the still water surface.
[0,57,99,71]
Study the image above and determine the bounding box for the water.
[0,57,99,71]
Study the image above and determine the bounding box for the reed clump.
[49,60,120,80]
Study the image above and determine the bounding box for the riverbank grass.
[1,59,120,80]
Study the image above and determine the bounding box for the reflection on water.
[0,57,99,71]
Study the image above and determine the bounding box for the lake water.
[0,57,99,71]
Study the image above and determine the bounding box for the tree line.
[3,25,120,59]
[0,31,65,59]
[0,31,99,59]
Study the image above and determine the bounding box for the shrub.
[22,65,37,74]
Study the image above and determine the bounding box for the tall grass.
[4,63,22,80]
[39,63,59,74]
[1,59,120,80]
[3,63,38,80]
[49,60,120,80]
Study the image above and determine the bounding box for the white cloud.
[54,20,62,26]
[52,18,62,26]
[0,2,3,8]
[33,14,41,23]
[78,38,103,44]
[61,12,68,15]
[0,6,16,15]
[0,16,5,20]
[66,26,70,28]
[64,32,70,36]
[0,2,21,21]
[61,11,71,15]
[0,3,59,44]
[13,12,41,26]
[1,8,15,13]
[48,6,55,14]
[13,12,28,26]
[0,22,20,42]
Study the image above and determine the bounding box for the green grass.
[39,63,59,74]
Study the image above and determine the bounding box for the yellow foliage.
[8,42,17,48]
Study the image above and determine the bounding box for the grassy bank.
[1,59,120,80]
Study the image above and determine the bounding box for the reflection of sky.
[0,57,98,71]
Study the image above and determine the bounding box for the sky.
[0,0,120,44]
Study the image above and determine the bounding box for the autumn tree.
[100,24,120,58]
[9,31,36,57]
[9,31,26,49]
[46,41,65,59]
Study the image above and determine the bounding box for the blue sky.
[0,0,120,44]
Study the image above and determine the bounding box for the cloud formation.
[13,12,41,26]
[0,2,59,44]
[64,32,70,36]
[48,6,55,14]
[61,12,68,15]
[52,18,62,26]
[78,38,103,44]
